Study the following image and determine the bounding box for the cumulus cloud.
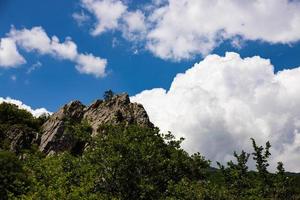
[145,0,300,60]
[78,0,147,41]
[0,38,26,67]
[132,52,300,172]
[0,97,52,117]
[76,53,107,77]
[81,0,127,35]
[78,0,300,61]
[0,26,107,77]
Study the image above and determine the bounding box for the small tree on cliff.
[103,90,114,101]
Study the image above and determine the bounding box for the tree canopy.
[0,103,299,199]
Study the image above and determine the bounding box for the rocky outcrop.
[39,101,86,154]
[84,93,153,136]
[39,93,153,154]
[5,125,40,153]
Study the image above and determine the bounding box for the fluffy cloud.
[81,0,127,35]
[132,52,300,172]
[0,38,26,67]
[145,0,300,60]
[0,97,52,117]
[78,0,300,61]
[76,53,107,77]
[121,10,147,41]
[0,26,107,77]
[78,0,147,41]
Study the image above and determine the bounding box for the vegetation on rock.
[0,98,300,200]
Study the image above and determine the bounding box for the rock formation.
[6,125,40,153]
[39,101,86,154]
[39,93,153,154]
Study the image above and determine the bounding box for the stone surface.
[39,93,153,154]
[39,101,86,154]
[5,125,40,153]
[84,93,153,136]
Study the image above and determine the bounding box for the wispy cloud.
[72,11,90,26]
[26,61,42,74]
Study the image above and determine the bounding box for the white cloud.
[27,61,42,74]
[145,0,300,60]
[75,53,107,77]
[0,97,52,117]
[78,0,300,61]
[9,27,78,60]
[9,26,52,54]
[132,52,300,172]
[121,10,147,41]
[79,0,147,41]
[81,0,127,35]
[0,38,26,67]
[0,26,107,77]
[72,11,90,26]
[50,36,78,60]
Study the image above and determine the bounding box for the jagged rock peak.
[39,93,153,154]
[60,100,86,121]
[84,93,153,136]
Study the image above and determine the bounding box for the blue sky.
[1,0,300,111]
[0,0,191,111]
[2,0,300,171]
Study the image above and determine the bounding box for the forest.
[0,101,300,200]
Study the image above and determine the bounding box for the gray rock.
[5,125,40,153]
[39,101,86,154]
[39,93,153,155]
[84,93,153,136]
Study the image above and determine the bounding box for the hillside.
[0,92,300,200]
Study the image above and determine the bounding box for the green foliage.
[0,103,299,199]
[217,150,251,198]
[103,89,114,101]
[165,178,232,200]
[251,138,273,197]
[0,102,45,132]
[0,103,47,151]
[0,151,29,200]
[273,162,295,199]
[64,119,93,155]
[84,125,210,199]
[4,124,210,199]
[215,139,298,200]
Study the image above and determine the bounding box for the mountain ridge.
[1,93,153,155]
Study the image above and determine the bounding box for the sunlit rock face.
[39,93,153,155]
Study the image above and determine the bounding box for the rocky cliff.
[39,93,153,154]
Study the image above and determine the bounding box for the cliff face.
[39,93,153,154]
[39,101,86,154]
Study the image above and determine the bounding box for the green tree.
[251,138,273,197]
[83,125,210,199]
[0,151,28,200]
[103,90,114,101]
[273,162,294,199]
[217,150,251,199]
